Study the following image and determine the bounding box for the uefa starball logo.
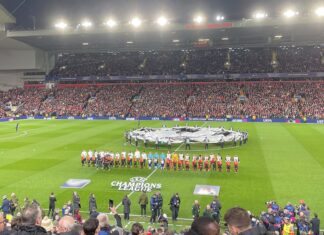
[111,177,162,192]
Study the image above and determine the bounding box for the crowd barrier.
[1,115,323,124]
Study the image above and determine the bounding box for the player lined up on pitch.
[80,149,240,172]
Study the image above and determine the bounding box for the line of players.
[80,150,240,173]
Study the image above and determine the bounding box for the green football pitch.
[0,120,323,230]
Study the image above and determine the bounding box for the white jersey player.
[87,150,93,166]
[225,155,231,172]
[166,151,171,160]
[233,155,240,173]
[135,149,140,160]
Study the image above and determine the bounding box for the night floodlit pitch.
[0,120,323,228]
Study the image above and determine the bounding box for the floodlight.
[315,7,324,17]
[283,9,299,18]
[130,17,142,28]
[54,21,68,29]
[156,16,168,26]
[216,15,225,21]
[172,39,180,43]
[274,35,283,39]
[193,15,205,24]
[81,19,92,28]
[104,19,117,28]
[222,37,229,41]
[253,11,268,19]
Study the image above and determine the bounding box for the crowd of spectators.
[0,81,323,119]
[84,86,141,117]
[39,88,96,116]
[49,46,324,78]
[0,192,320,235]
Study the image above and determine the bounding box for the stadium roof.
[0,4,15,25]
[6,17,324,52]
[0,0,317,29]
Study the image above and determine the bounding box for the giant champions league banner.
[111,177,162,192]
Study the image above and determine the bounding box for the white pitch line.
[124,221,131,228]
[115,168,158,210]
[0,131,28,140]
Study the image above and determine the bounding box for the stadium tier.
[49,47,324,78]
[0,81,323,119]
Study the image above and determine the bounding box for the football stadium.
[0,0,323,235]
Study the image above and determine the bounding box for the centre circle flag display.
[111,177,162,192]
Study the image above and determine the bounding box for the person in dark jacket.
[224,207,267,235]
[90,208,99,219]
[185,217,220,235]
[169,193,181,221]
[203,205,213,219]
[310,213,320,235]
[122,195,131,221]
[156,192,163,218]
[72,192,81,215]
[11,205,47,235]
[89,193,97,213]
[150,193,158,223]
[1,195,11,216]
[210,196,222,223]
[48,192,56,218]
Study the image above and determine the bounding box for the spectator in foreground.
[97,207,122,235]
[185,217,220,235]
[0,212,10,235]
[130,222,144,235]
[83,218,100,235]
[224,207,267,235]
[11,205,47,235]
[56,215,76,235]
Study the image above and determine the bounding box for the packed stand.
[39,88,96,116]
[0,81,323,119]
[49,46,324,78]
[130,85,189,118]
[84,85,141,117]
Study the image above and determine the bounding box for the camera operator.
[150,193,158,223]
[169,193,181,221]
[156,192,163,218]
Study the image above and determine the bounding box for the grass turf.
[0,120,323,230]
